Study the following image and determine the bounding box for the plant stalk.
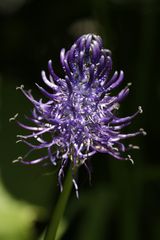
[44,167,73,240]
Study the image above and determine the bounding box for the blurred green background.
[0,0,160,239]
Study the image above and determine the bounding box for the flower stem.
[44,167,73,240]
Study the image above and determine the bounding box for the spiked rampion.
[14,34,146,195]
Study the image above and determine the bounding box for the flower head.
[14,34,146,196]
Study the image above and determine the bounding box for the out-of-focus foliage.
[0,0,27,14]
[0,0,160,239]
[0,179,37,240]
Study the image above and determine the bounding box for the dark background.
[0,0,160,239]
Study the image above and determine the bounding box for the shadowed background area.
[0,0,160,239]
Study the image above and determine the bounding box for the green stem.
[44,167,73,240]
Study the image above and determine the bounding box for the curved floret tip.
[127,82,132,87]
[138,106,143,114]
[127,155,134,165]
[9,113,19,122]
[128,144,140,150]
[16,33,145,197]
[139,128,147,136]
[16,85,24,90]
[13,156,23,163]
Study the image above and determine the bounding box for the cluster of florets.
[13,34,146,196]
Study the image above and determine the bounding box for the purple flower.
[14,34,146,196]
